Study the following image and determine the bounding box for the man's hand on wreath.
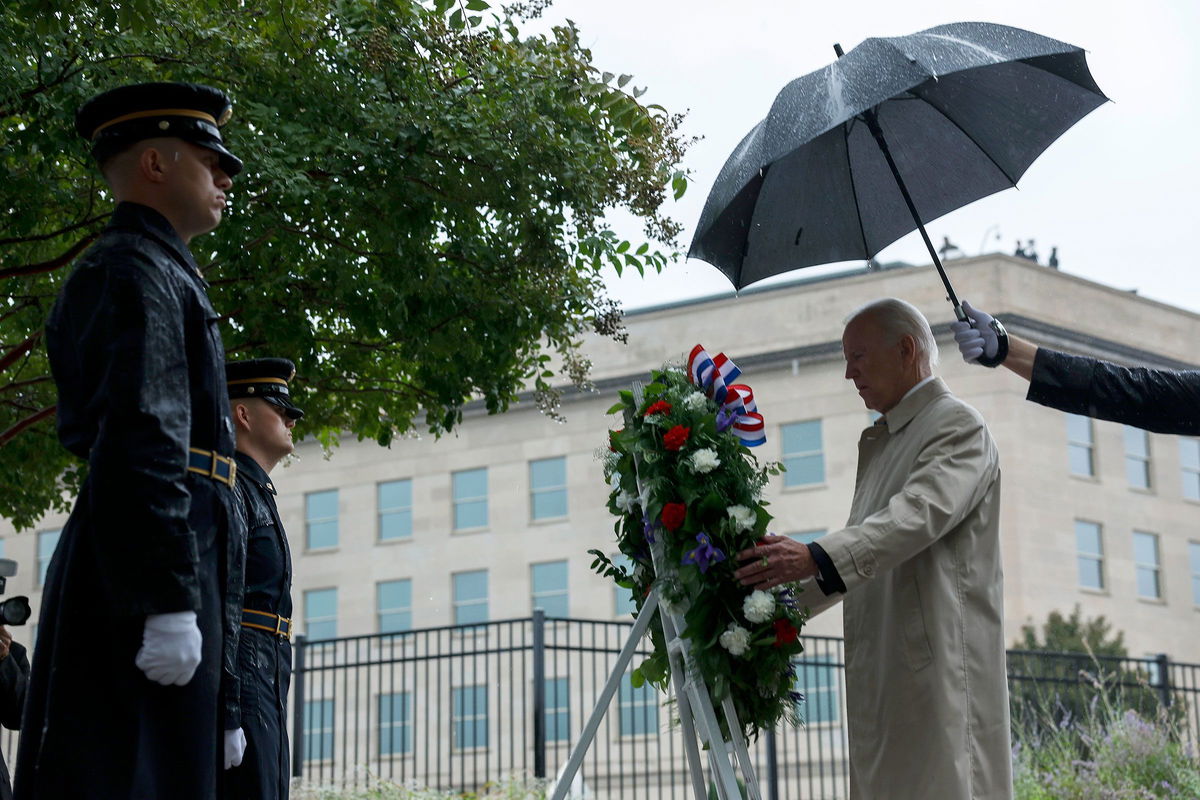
[734,534,817,589]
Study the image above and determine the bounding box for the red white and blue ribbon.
[687,344,766,447]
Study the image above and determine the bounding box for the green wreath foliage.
[589,364,809,741]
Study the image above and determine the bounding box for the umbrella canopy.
[689,21,1108,291]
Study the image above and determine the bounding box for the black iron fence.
[289,614,1200,798]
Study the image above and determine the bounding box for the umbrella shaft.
[863,111,967,322]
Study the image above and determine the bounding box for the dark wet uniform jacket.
[16,202,237,800]
[0,641,28,800]
[1027,348,1200,435]
[224,451,293,800]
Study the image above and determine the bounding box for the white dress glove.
[135,610,202,686]
[949,300,999,363]
[224,727,247,769]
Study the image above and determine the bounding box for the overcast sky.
[530,0,1200,315]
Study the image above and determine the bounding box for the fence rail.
[289,614,1200,798]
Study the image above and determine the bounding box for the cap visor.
[264,395,304,420]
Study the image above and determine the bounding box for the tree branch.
[0,405,56,448]
[0,214,109,247]
[0,332,42,375]
[0,232,99,280]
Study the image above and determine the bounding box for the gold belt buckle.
[276,614,291,640]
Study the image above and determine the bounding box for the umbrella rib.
[910,85,1019,185]
[841,120,871,258]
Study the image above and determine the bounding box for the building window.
[306,489,339,549]
[452,570,488,625]
[794,657,840,724]
[612,554,637,617]
[781,420,824,487]
[378,479,413,541]
[788,529,827,546]
[545,677,570,742]
[377,579,412,634]
[1066,414,1095,477]
[37,529,61,587]
[1075,520,1104,590]
[531,561,569,617]
[1180,440,1200,501]
[1189,541,1200,607]
[304,588,338,640]
[530,457,568,521]
[304,699,335,760]
[1132,531,1161,600]
[618,673,658,736]
[378,692,413,755]
[452,468,488,530]
[1124,426,1152,490]
[452,685,488,749]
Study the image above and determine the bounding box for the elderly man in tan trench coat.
[736,297,1012,800]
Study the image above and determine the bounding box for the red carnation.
[661,502,687,531]
[663,425,691,451]
[772,618,799,648]
[608,429,623,452]
[644,400,672,417]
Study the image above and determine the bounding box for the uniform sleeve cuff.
[807,542,847,596]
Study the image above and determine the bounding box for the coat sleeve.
[63,252,199,616]
[1027,348,1200,435]
[815,404,999,595]
[222,479,250,731]
[0,642,29,730]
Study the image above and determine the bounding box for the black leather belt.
[241,608,291,640]
[187,447,237,487]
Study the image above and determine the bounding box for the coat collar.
[108,201,205,283]
[881,376,950,434]
[234,451,276,495]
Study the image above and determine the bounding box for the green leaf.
[465,0,489,9]
[617,73,632,88]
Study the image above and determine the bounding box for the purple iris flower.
[777,588,800,609]
[681,532,726,573]
[715,406,737,432]
[642,512,658,544]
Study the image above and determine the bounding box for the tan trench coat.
[814,378,1012,800]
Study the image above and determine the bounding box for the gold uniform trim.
[227,377,288,386]
[91,107,220,139]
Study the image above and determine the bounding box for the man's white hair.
[844,297,939,369]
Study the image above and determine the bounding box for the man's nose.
[213,169,232,190]
[844,362,855,379]
[285,416,296,429]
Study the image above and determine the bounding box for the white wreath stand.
[550,382,763,800]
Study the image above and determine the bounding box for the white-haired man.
[736,297,1012,800]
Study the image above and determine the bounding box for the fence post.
[1155,653,1172,710]
[292,634,307,778]
[532,609,547,779]
[765,728,779,800]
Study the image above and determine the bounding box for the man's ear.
[899,334,918,366]
[231,401,252,433]
[138,146,169,184]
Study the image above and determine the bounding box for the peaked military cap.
[75,82,243,176]
[226,358,304,420]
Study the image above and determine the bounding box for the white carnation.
[742,590,776,624]
[719,623,751,657]
[727,504,757,532]
[689,448,721,474]
[614,491,638,513]
[609,472,622,491]
[683,392,708,411]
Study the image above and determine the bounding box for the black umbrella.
[688,21,1108,321]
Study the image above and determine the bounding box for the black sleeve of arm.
[0,642,29,730]
[222,481,249,731]
[70,256,199,615]
[1027,348,1200,436]
[806,542,847,596]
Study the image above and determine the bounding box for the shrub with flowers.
[589,348,809,741]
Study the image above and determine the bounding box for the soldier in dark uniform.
[224,358,303,799]
[0,627,29,800]
[16,83,243,800]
